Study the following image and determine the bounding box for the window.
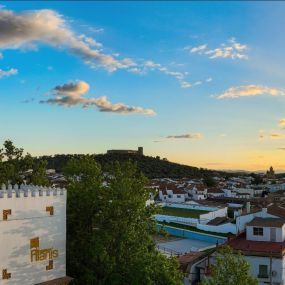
[168,195,172,198]
[253,227,263,236]
[177,195,181,198]
[258,265,268,278]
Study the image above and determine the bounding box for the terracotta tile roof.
[178,252,204,264]
[247,217,285,228]
[228,233,285,257]
[207,187,224,193]
[178,252,206,272]
[172,188,186,195]
[268,205,285,218]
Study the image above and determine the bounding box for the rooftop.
[247,217,285,228]
[228,233,285,257]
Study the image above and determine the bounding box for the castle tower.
[0,184,71,284]
[138,147,143,155]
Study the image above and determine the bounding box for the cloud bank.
[0,9,135,72]
[0,8,205,89]
[217,85,285,99]
[40,80,156,116]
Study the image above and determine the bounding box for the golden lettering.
[53,249,59,258]
[30,237,59,264]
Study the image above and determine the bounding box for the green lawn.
[158,222,229,237]
[160,207,209,218]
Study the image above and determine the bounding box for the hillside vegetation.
[39,153,231,179]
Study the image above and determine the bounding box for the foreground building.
[0,184,72,285]
[228,217,285,285]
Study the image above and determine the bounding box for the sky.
[0,1,285,172]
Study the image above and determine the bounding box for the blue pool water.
[157,224,226,245]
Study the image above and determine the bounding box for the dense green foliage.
[65,157,183,284]
[39,153,231,179]
[201,246,258,285]
[0,140,49,185]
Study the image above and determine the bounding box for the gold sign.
[30,237,58,263]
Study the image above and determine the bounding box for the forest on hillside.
[37,153,236,179]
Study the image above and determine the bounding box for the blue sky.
[1,1,285,171]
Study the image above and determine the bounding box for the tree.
[0,140,49,185]
[203,175,217,187]
[65,157,183,285]
[201,246,258,285]
[30,160,50,186]
[0,140,24,184]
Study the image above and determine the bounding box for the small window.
[253,227,263,236]
[168,195,172,198]
[177,195,181,198]
[258,265,268,278]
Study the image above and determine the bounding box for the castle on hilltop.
[107,146,143,156]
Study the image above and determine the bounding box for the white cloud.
[190,44,207,54]
[0,9,135,72]
[279,119,285,126]
[217,85,285,99]
[166,133,203,139]
[188,38,248,60]
[270,133,285,140]
[141,60,200,89]
[40,80,156,116]
[0,68,18,78]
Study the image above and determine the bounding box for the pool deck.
[156,238,214,255]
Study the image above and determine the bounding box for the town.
[1,142,285,284]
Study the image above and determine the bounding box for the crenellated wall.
[0,184,67,285]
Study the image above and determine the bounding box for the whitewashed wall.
[197,222,237,234]
[160,202,219,212]
[245,256,284,285]
[154,214,198,226]
[199,208,228,224]
[0,185,66,285]
[246,225,284,242]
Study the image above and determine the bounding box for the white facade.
[245,255,285,285]
[0,184,67,285]
[247,224,285,242]
[159,189,186,203]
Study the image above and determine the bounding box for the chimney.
[246,201,251,214]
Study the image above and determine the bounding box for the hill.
[39,153,232,179]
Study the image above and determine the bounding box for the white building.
[0,184,71,285]
[187,185,207,201]
[228,217,285,285]
[159,188,186,203]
